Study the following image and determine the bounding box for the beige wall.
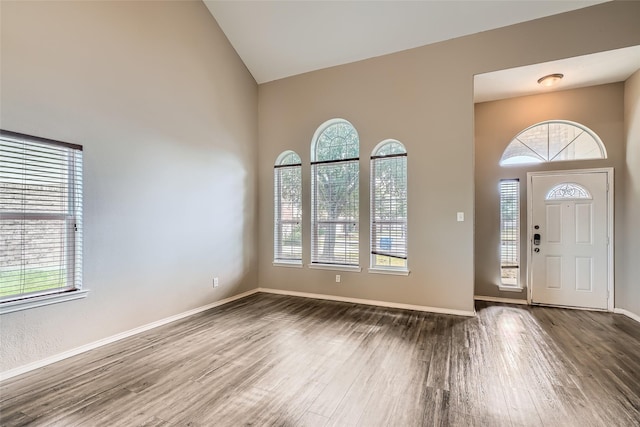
[257,1,640,313]
[621,69,640,317]
[258,43,476,313]
[0,1,258,372]
[474,84,625,299]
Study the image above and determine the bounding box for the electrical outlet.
[213,277,219,288]
[336,275,341,283]
[457,212,464,222]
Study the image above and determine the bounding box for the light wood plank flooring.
[1,293,639,426]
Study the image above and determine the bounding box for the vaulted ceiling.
[204,1,640,102]
[204,1,608,84]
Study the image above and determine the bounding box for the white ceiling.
[204,0,608,84]
[474,45,640,103]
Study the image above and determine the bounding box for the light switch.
[457,212,464,222]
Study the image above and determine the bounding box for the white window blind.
[0,130,83,304]
[274,151,302,263]
[499,179,519,286]
[311,120,359,266]
[370,140,407,271]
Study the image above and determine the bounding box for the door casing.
[526,167,614,311]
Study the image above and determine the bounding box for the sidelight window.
[499,179,519,287]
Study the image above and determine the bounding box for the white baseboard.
[613,307,640,323]
[474,295,528,305]
[0,289,259,382]
[257,287,476,317]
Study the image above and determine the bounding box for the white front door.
[529,171,610,310]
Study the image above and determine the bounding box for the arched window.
[310,119,359,267]
[500,120,606,166]
[546,183,592,200]
[370,140,408,272]
[274,151,302,264]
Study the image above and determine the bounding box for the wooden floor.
[1,294,639,427]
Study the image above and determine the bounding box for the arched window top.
[372,140,406,158]
[546,183,592,200]
[275,150,301,166]
[311,119,359,162]
[500,120,606,166]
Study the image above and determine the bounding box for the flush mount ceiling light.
[537,73,564,87]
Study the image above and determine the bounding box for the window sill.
[273,261,303,268]
[0,289,89,315]
[498,284,523,293]
[368,268,410,276]
[308,263,362,273]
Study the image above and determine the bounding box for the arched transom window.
[546,183,592,200]
[500,120,606,166]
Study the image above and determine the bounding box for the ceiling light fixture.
[537,73,564,87]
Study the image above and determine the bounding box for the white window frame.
[273,150,302,267]
[0,130,86,314]
[369,140,409,275]
[310,119,361,271]
[499,179,520,291]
